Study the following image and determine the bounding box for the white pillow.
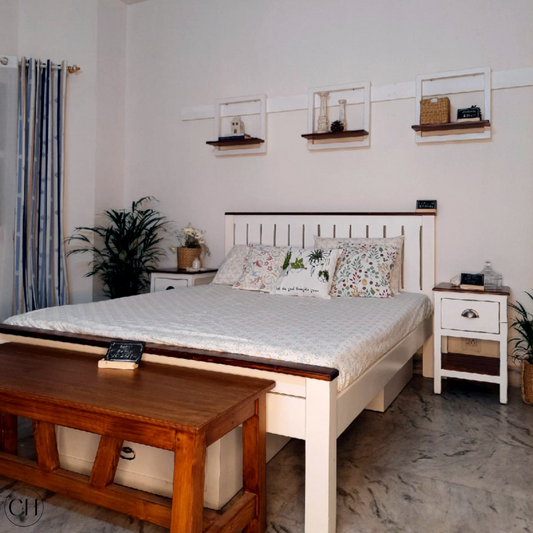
[272,248,341,299]
[211,245,248,285]
[314,235,404,295]
[233,245,288,292]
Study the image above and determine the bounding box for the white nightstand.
[433,283,510,404]
[150,269,217,293]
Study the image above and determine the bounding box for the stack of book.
[218,134,252,141]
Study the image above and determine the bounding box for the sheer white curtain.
[0,56,19,320]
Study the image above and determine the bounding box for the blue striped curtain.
[14,58,69,314]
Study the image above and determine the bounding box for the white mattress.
[5,285,432,391]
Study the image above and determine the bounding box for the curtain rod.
[0,57,81,74]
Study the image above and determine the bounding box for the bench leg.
[171,432,206,533]
[305,379,337,533]
[0,411,17,455]
[243,396,267,533]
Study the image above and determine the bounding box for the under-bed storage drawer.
[441,298,500,334]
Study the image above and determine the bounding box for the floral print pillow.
[272,248,341,299]
[331,244,398,298]
[233,245,288,292]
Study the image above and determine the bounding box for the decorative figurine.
[316,92,330,133]
[230,116,245,136]
[338,99,347,130]
[330,120,344,132]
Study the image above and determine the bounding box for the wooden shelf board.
[442,352,500,376]
[412,120,490,133]
[206,138,264,147]
[301,130,369,141]
[433,282,510,296]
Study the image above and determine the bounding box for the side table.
[433,283,510,404]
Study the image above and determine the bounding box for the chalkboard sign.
[460,273,484,287]
[105,341,145,362]
[416,200,437,211]
[457,106,482,121]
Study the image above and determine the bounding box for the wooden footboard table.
[0,343,274,533]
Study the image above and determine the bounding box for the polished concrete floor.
[1,375,531,532]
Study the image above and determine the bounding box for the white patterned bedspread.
[4,285,432,391]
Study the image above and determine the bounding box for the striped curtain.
[14,58,69,314]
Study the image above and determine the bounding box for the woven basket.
[177,247,201,269]
[420,97,450,125]
[521,360,533,405]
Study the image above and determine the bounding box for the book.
[217,134,251,141]
[98,341,145,370]
[459,284,485,291]
[416,208,437,213]
[457,117,481,123]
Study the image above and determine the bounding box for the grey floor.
[1,375,531,533]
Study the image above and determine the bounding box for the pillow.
[330,244,398,298]
[272,248,341,299]
[211,245,248,285]
[314,235,404,294]
[233,245,288,292]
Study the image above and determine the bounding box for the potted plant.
[509,291,533,405]
[68,197,168,299]
[174,224,210,270]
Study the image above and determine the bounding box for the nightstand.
[433,283,510,404]
[150,269,217,293]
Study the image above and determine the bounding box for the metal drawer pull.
[461,309,479,319]
[120,447,136,461]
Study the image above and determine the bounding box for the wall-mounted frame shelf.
[414,67,491,144]
[305,81,370,150]
[210,94,267,156]
[411,120,490,133]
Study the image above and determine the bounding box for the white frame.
[415,67,491,143]
[212,94,267,156]
[306,82,371,150]
[0,212,436,533]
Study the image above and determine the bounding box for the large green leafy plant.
[509,291,533,365]
[68,197,168,299]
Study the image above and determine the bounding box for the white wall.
[125,0,533,300]
[0,0,127,318]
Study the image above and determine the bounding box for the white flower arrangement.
[170,223,210,256]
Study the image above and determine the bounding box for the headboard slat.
[225,213,436,296]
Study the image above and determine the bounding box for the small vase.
[177,247,201,270]
[338,99,347,130]
[316,91,330,133]
[522,360,533,405]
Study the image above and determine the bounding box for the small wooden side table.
[0,343,274,532]
[150,269,218,292]
[433,283,510,404]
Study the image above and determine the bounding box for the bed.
[0,212,436,533]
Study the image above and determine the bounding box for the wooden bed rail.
[0,324,339,381]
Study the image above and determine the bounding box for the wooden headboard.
[225,212,436,297]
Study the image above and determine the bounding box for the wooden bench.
[0,343,274,532]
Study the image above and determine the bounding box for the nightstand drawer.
[153,277,189,292]
[441,298,500,334]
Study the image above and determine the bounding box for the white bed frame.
[0,212,436,533]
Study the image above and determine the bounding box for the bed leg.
[304,379,337,533]
[422,335,434,378]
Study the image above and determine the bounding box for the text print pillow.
[273,248,340,299]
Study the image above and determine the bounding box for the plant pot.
[522,360,533,405]
[177,247,201,270]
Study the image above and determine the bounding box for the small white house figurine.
[231,116,245,136]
